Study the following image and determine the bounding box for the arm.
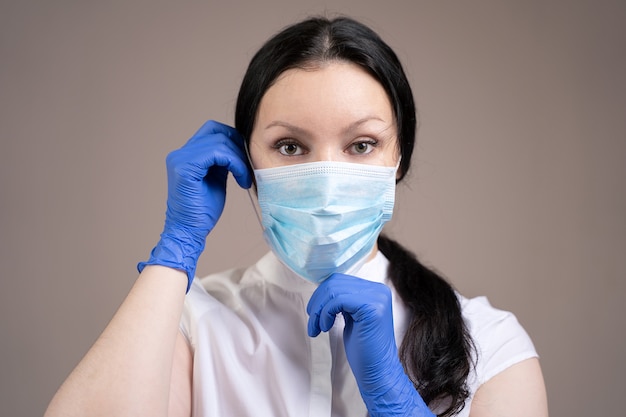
[44,120,252,417]
[469,357,549,417]
[45,266,187,417]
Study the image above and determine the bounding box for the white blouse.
[180,251,537,416]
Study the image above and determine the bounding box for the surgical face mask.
[253,160,397,284]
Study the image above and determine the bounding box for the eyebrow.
[264,116,389,135]
[264,121,310,136]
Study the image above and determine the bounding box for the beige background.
[1,1,624,416]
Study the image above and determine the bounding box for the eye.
[274,140,304,156]
[349,140,377,155]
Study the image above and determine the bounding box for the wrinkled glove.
[307,273,434,417]
[138,120,252,291]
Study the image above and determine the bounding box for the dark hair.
[235,16,474,416]
[379,235,474,416]
[235,16,415,181]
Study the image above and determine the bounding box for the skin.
[44,61,548,417]
[44,266,189,417]
[248,61,400,170]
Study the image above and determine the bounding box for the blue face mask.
[253,160,397,284]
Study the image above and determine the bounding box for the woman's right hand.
[138,120,252,290]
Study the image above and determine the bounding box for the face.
[248,61,399,170]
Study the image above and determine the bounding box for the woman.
[45,16,548,417]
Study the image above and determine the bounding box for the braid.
[378,235,475,416]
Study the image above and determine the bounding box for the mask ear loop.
[243,140,264,230]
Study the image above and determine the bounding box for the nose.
[310,144,339,163]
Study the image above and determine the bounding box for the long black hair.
[235,16,474,416]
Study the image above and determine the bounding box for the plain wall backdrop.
[1,1,624,416]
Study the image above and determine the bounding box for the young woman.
[45,16,548,417]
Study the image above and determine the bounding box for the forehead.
[256,61,395,126]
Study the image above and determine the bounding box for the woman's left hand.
[307,273,434,417]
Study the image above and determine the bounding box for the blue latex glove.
[307,273,434,417]
[138,120,252,291]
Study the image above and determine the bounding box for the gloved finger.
[307,273,376,316]
[306,273,356,315]
[307,311,323,337]
[309,290,390,337]
[169,129,252,189]
[190,119,246,148]
[307,273,368,336]
[318,292,387,332]
[196,138,252,189]
[308,274,393,330]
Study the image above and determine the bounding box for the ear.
[395,153,404,182]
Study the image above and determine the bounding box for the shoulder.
[179,266,249,347]
[469,357,549,417]
[191,267,247,301]
[458,295,538,386]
